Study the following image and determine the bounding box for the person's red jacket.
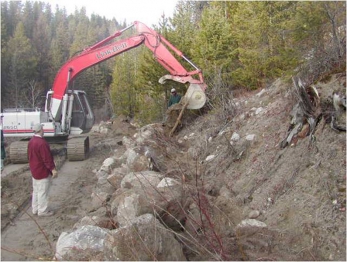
[28,135,55,180]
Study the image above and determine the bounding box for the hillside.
[1,73,346,261]
[170,73,346,260]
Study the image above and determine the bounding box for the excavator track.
[9,141,30,164]
[9,137,89,163]
[66,136,90,161]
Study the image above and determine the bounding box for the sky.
[37,0,179,26]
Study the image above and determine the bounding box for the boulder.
[99,157,116,173]
[107,172,124,189]
[111,178,185,230]
[104,214,186,261]
[116,192,141,226]
[230,132,240,142]
[234,219,273,261]
[134,124,165,145]
[120,171,163,190]
[55,225,110,261]
[94,176,115,195]
[90,191,109,210]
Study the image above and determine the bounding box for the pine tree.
[5,22,38,108]
[49,20,69,85]
[231,1,299,89]
[136,17,177,123]
[69,7,91,56]
[191,3,236,83]
[111,51,138,118]
[32,10,52,91]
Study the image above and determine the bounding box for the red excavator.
[2,21,207,163]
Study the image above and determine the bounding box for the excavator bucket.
[163,83,207,136]
[159,75,207,110]
[183,83,207,110]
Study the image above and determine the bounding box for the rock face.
[104,214,186,261]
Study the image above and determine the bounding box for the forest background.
[1,1,345,125]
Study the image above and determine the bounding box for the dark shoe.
[38,211,54,217]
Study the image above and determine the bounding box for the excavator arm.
[50,21,207,121]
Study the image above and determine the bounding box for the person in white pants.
[28,123,58,217]
[32,176,52,215]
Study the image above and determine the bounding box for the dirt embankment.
[172,73,346,261]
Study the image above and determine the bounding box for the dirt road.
[1,132,116,260]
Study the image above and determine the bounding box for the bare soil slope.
[171,73,346,260]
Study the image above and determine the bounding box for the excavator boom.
[50,21,207,121]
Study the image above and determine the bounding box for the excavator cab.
[46,90,94,134]
[70,91,94,134]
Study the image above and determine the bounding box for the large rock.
[122,146,150,172]
[55,225,110,261]
[104,214,186,261]
[234,219,274,261]
[120,171,163,190]
[111,188,160,227]
[99,157,117,173]
[94,176,115,195]
[129,154,150,172]
[73,215,117,230]
[111,178,186,229]
[235,218,267,235]
[91,191,110,211]
[73,215,103,229]
[134,124,165,145]
[134,124,169,172]
[116,192,142,226]
[107,170,125,189]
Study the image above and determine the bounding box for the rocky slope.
[1,73,345,261]
[55,73,346,261]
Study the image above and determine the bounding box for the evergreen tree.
[232,1,298,89]
[5,22,38,108]
[1,15,10,109]
[32,11,52,91]
[292,1,345,59]
[136,17,177,123]
[69,7,91,56]
[111,51,138,118]
[169,1,207,62]
[22,1,35,39]
[49,19,69,86]
[191,4,236,84]
[4,1,22,36]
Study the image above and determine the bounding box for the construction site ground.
[0,73,346,261]
[1,132,116,260]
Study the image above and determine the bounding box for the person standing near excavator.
[168,88,181,108]
[28,123,58,217]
